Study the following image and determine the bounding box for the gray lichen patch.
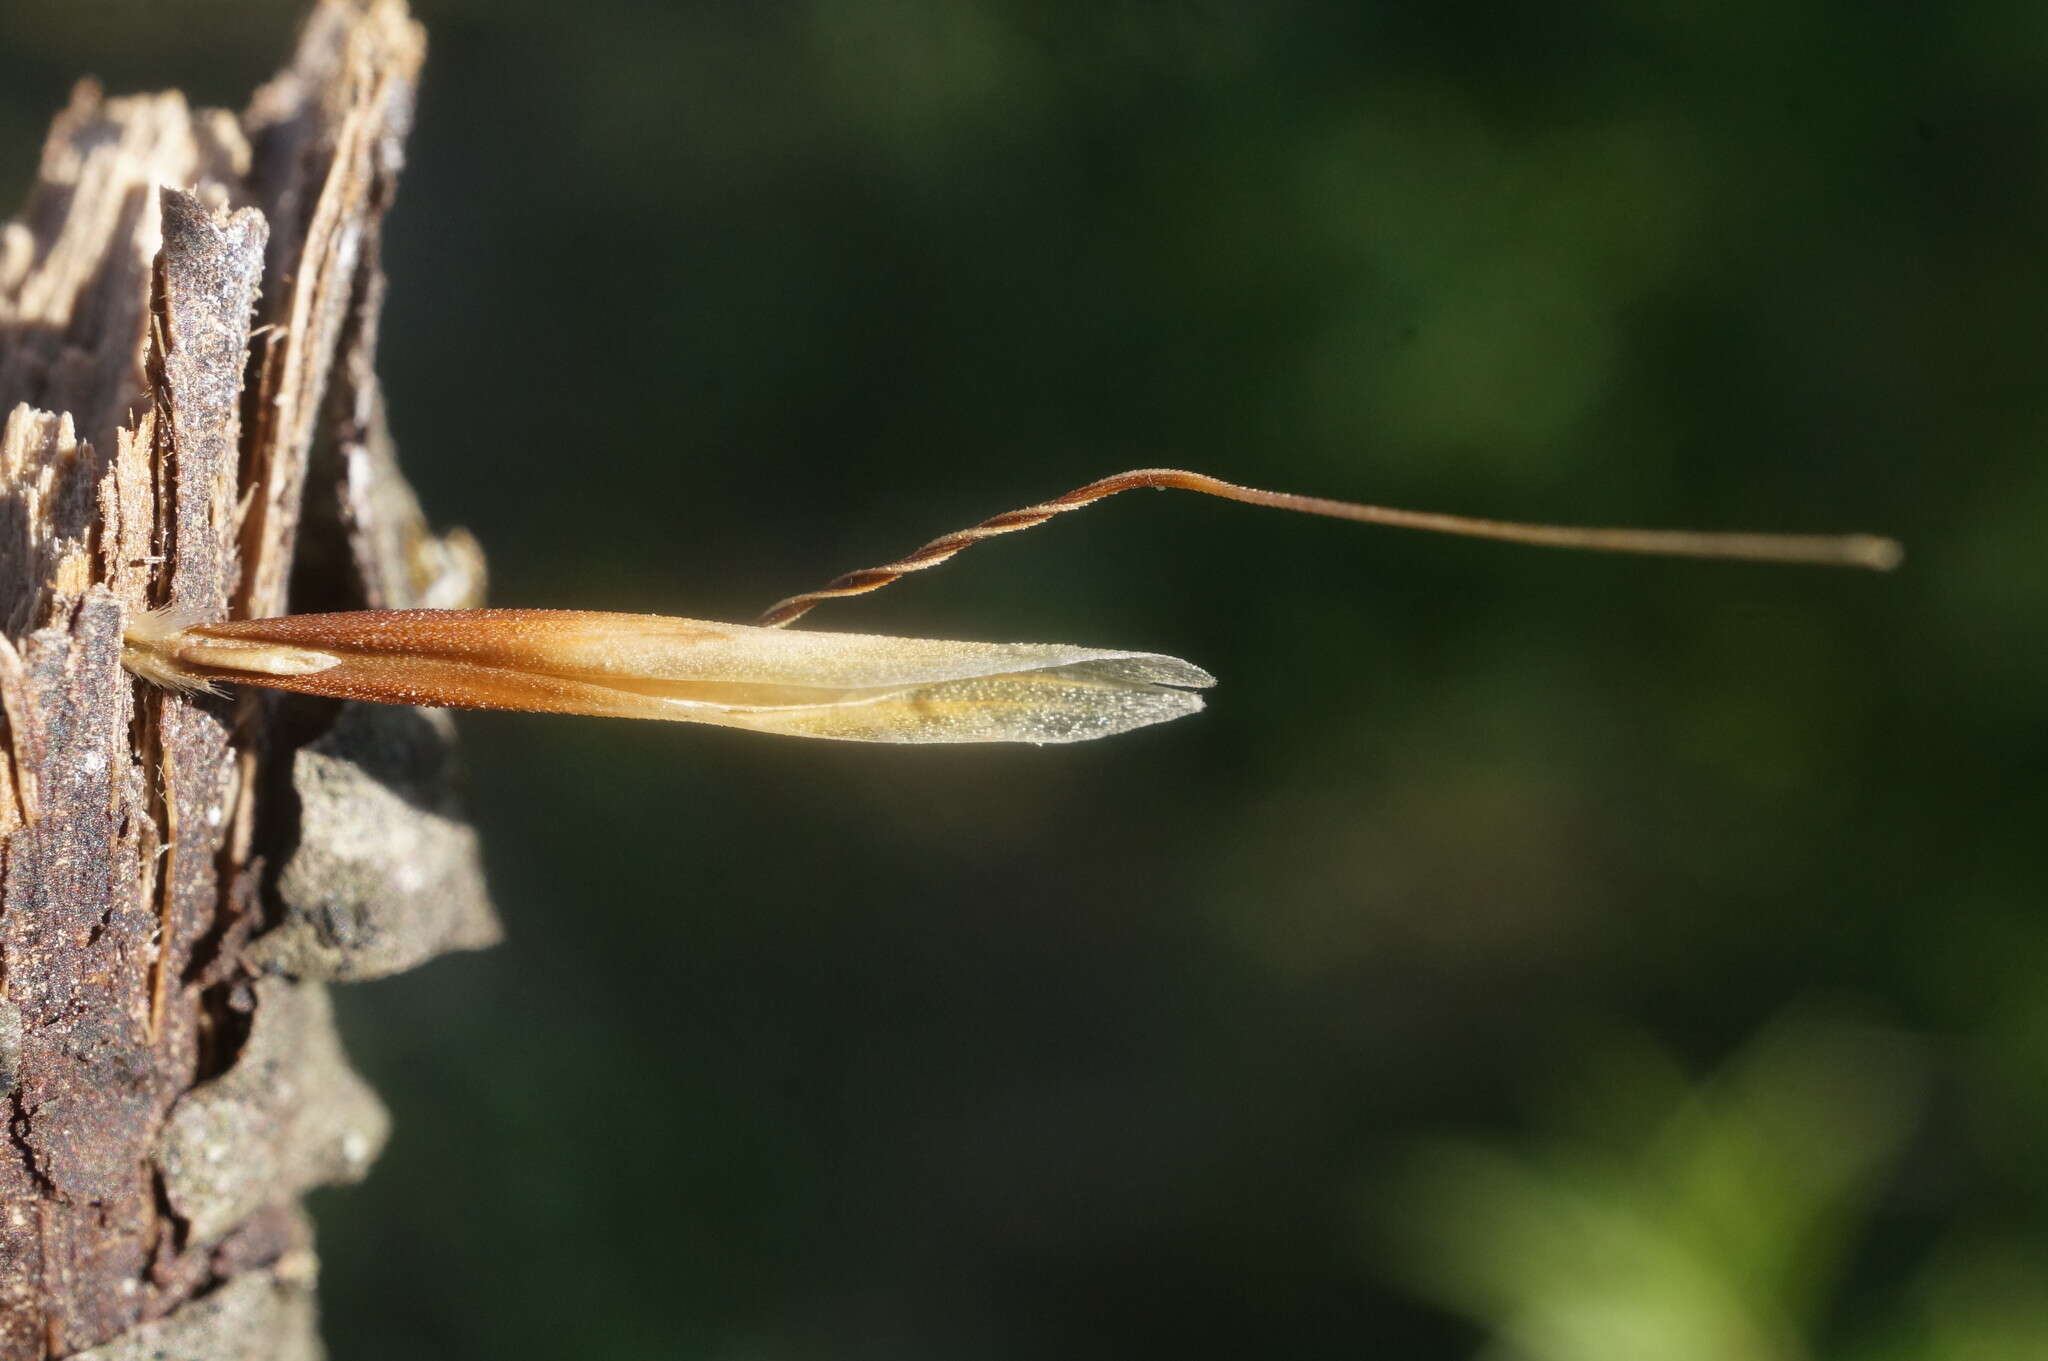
[251,700,500,981]
[66,1267,320,1361]
[157,978,389,1248]
[0,999,19,1095]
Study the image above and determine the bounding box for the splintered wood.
[0,3,493,1357]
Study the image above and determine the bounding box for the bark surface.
[0,3,494,1355]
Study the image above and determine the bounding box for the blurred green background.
[5,2,2046,1357]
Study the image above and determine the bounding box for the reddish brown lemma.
[122,608,1216,745]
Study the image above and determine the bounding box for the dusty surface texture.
[65,1265,321,1361]
[258,703,497,983]
[157,979,389,1248]
[0,3,491,1356]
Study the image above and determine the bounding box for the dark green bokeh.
[4,3,2044,1357]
